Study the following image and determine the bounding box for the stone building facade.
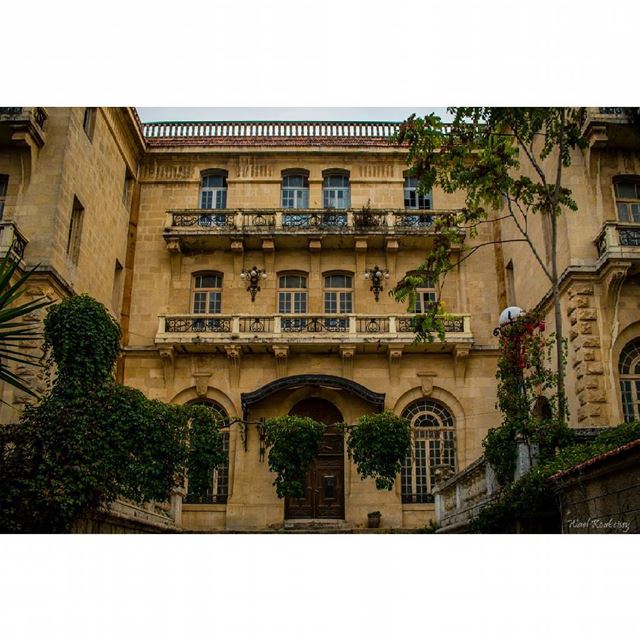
[2,108,639,531]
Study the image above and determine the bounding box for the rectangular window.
[67,197,84,265]
[0,174,8,220]
[82,107,97,141]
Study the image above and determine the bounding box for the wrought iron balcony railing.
[156,313,472,343]
[165,208,457,234]
[0,222,28,262]
[595,221,640,259]
[0,107,47,147]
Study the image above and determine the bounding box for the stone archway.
[285,397,345,520]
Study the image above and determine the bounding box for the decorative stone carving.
[272,345,289,378]
[417,371,437,396]
[388,347,403,380]
[453,344,470,381]
[340,346,356,379]
[158,346,175,385]
[225,345,242,387]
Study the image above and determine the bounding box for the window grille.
[185,400,230,504]
[401,399,456,503]
[619,338,640,422]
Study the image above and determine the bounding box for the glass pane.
[340,292,352,313]
[617,203,630,222]
[615,181,638,199]
[208,292,221,314]
[324,292,337,313]
[193,292,206,313]
[279,292,291,314]
[632,204,640,223]
[200,191,212,209]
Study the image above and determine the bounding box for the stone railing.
[434,457,499,532]
[157,313,472,342]
[166,208,457,234]
[0,221,28,261]
[595,221,640,259]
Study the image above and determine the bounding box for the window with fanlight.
[619,338,640,422]
[401,399,456,503]
[198,170,228,226]
[184,399,230,504]
[191,272,223,331]
[408,272,437,314]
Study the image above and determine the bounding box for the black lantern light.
[240,266,267,302]
[364,265,389,302]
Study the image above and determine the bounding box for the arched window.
[323,171,350,210]
[405,271,437,314]
[279,273,307,330]
[324,272,353,330]
[619,338,640,422]
[404,175,432,210]
[184,399,230,504]
[200,170,228,209]
[281,172,309,209]
[614,178,640,223]
[401,398,456,503]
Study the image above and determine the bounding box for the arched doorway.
[285,398,345,520]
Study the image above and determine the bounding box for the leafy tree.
[392,108,589,422]
[0,253,50,399]
[0,294,224,532]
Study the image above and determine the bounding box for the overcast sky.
[136,107,449,123]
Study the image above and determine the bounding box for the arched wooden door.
[285,398,345,519]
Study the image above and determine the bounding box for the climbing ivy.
[469,422,640,533]
[0,294,224,533]
[345,411,411,490]
[263,415,325,498]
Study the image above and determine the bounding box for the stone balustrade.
[156,313,472,347]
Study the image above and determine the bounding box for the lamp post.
[240,266,267,302]
[364,265,389,302]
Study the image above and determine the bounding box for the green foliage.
[0,294,224,532]
[0,253,51,398]
[186,404,226,501]
[345,411,411,490]
[263,415,325,498]
[469,422,640,533]
[44,294,120,385]
[483,311,571,485]
[391,107,587,347]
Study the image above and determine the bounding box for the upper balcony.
[155,312,472,354]
[0,107,47,149]
[595,221,640,266]
[583,108,640,150]
[163,208,462,251]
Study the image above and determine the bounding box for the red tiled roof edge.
[547,438,640,482]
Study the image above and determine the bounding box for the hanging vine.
[263,416,325,498]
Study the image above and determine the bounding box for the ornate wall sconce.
[240,266,267,302]
[364,265,389,301]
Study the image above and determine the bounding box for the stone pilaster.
[567,284,606,424]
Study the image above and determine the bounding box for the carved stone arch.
[170,386,238,417]
[393,385,465,425]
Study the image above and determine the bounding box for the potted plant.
[367,511,382,529]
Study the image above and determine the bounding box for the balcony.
[583,108,640,150]
[155,313,472,353]
[595,221,640,264]
[163,208,462,251]
[0,107,47,148]
[0,221,28,263]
